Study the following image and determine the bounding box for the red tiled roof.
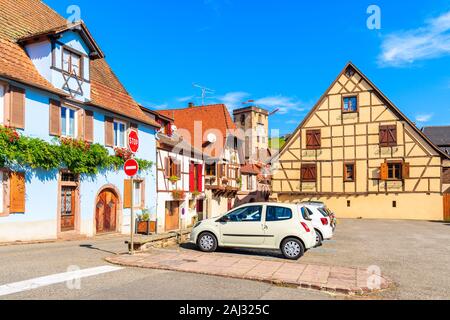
[158,104,237,157]
[240,163,260,175]
[0,0,159,128]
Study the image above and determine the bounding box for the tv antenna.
[193,83,215,106]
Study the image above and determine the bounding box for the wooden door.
[165,201,180,231]
[96,189,118,233]
[61,187,76,232]
[444,192,450,222]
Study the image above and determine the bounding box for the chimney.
[188,102,194,108]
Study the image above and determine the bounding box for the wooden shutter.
[402,162,410,179]
[306,130,321,149]
[123,179,132,209]
[77,110,84,140]
[176,161,181,178]
[9,86,25,129]
[84,110,94,142]
[9,172,25,213]
[301,164,317,182]
[189,163,195,192]
[380,125,397,147]
[105,116,114,147]
[380,163,389,180]
[197,164,203,192]
[164,157,170,177]
[49,99,61,136]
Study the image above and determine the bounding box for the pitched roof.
[0,0,159,128]
[158,104,237,157]
[277,62,450,160]
[422,126,450,146]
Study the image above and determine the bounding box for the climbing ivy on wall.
[0,126,153,175]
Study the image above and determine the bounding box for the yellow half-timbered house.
[272,62,450,220]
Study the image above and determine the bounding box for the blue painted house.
[0,0,159,242]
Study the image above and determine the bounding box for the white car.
[301,204,334,247]
[190,203,317,260]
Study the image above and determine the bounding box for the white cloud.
[379,11,450,66]
[176,96,195,103]
[217,91,250,110]
[416,114,433,123]
[255,95,305,114]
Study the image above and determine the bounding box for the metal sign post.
[130,176,134,255]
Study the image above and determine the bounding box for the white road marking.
[0,265,124,297]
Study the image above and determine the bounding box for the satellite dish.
[207,133,217,144]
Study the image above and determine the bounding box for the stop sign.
[128,130,139,153]
[124,159,139,177]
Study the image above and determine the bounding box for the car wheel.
[315,229,323,247]
[281,238,305,260]
[197,232,218,253]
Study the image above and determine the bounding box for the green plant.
[169,175,180,183]
[137,212,150,222]
[0,126,153,175]
[191,190,200,198]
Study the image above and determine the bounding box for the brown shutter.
[164,157,170,177]
[9,86,25,129]
[123,179,132,209]
[380,163,389,180]
[77,110,84,140]
[49,99,61,136]
[10,172,25,213]
[388,126,397,146]
[306,130,321,149]
[402,162,410,179]
[379,126,388,146]
[105,116,114,147]
[84,110,94,142]
[176,161,181,178]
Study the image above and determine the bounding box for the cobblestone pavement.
[106,248,393,295]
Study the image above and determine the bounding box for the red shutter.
[197,164,203,192]
[189,163,195,192]
[84,110,94,142]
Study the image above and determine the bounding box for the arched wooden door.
[96,189,118,234]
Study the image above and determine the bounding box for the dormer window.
[62,48,82,78]
[61,106,77,138]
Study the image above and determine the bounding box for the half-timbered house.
[272,62,450,220]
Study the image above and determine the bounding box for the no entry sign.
[128,130,139,153]
[124,158,139,177]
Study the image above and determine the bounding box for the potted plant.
[168,175,180,184]
[172,189,186,200]
[136,209,156,235]
[222,177,229,185]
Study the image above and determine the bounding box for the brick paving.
[106,248,394,295]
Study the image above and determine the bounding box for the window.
[205,163,216,176]
[306,130,321,149]
[247,175,254,190]
[379,125,397,147]
[240,115,245,126]
[0,85,4,125]
[114,120,126,148]
[301,164,317,182]
[167,157,181,178]
[344,163,355,182]
[266,206,293,222]
[62,48,82,77]
[224,205,263,222]
[300,206,312,221]
[343,96,358,113]
[381,162,409,181]
[61,106,77,137]
[133,181,142,207]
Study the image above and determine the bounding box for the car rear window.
[266,206,293,222]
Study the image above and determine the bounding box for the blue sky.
[46,0,450,136]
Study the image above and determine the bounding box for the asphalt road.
[0,219,449,300]
[0,235,337,300]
